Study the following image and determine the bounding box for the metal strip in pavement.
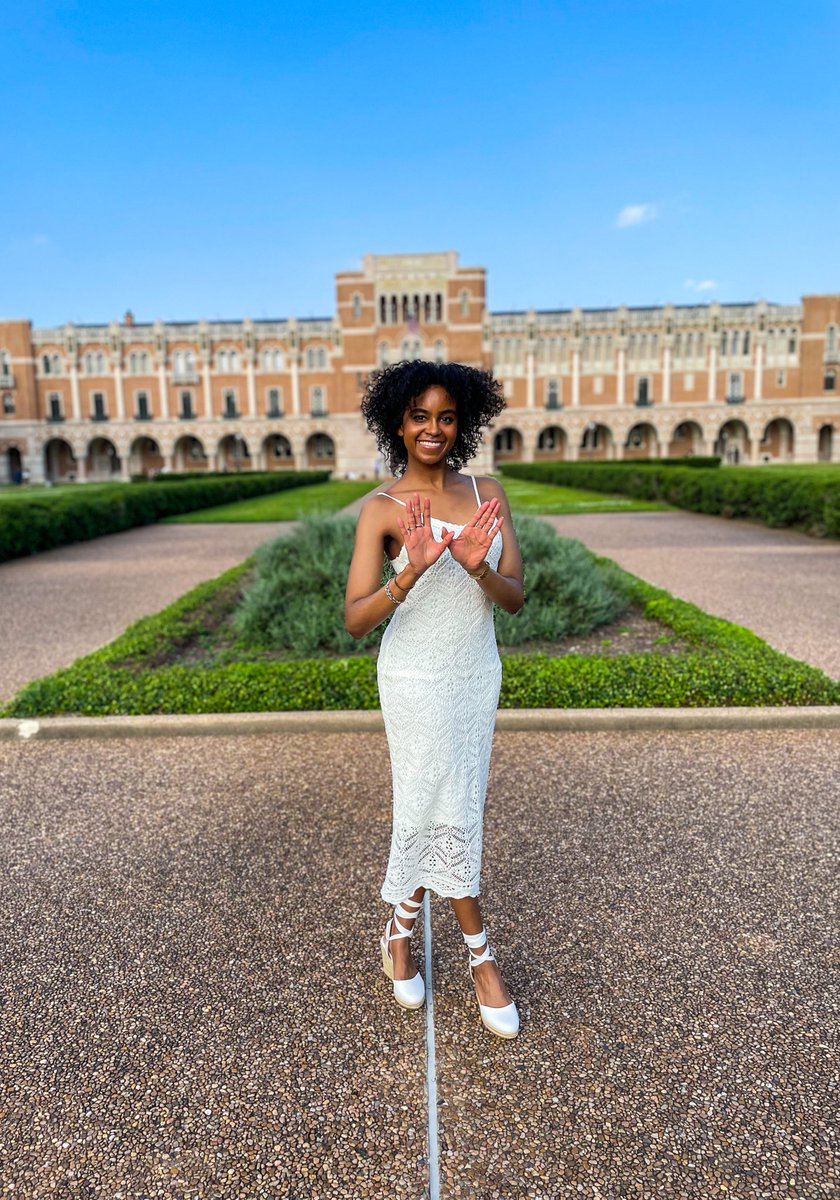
[423,891,440,1200]
[2,705,840,741]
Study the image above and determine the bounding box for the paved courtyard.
[1,727,837,1198]
[542,510,840,681]
[0,522,288,702]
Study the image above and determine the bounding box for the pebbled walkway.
[0,522,289,701]
[1,727,837,1198]
[540,510,840,681]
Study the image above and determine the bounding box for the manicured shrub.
[501,462,840,537]
[231,513,631,655]
[0,471,330,562]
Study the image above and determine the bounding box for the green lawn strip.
[162,479,376,523]
[5,544,837,717]
[497,473,671,514]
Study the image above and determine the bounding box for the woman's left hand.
[448,499,504,574]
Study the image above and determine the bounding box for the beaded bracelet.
[384,579,403,605]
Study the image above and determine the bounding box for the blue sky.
[3,0,839,326]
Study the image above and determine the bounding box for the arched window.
[434,340,445,363]
[267,387,283,416]
[218,350,228,373]
[743,330,750,355]
[435,293,443,321]
[380,296,388,324]
[788,329,797,355]
[636,377,650,405]
[3,393,14,414]
[352,293,362,321]
[391,296,398,324]
[379,342,390,366]
[223,389,237,417]
[720,331,728,356]
[728,372,744,400]
[538,427,559,451]
[827,325,838,354]
[825,369,836,392]
[460,290,470,318]
[262,347,283,371]
[41,353,52,374]
[310,386,327,416]
[546,379,560,409]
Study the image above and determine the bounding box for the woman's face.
[397,385,458,465]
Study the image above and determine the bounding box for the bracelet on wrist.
[384,579,403,605]
[467,560,490,581]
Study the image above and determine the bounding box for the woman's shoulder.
[358,477,403,519]
[468,473,506,500]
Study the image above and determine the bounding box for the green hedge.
[0,471,330,562]
[4,547,837,716]
[558,455,722,469]
[502,462,840,537]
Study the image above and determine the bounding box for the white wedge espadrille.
[380,895,426,1010]
[463,928,520,1038]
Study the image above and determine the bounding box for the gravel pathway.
[542,511,840,681]
[1,728,836,1197]
[0,523,289,702]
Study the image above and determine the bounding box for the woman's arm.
[471,479,524,614]
[346,495,458,638]
[344,502,422,639]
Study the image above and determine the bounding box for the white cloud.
[615,203,659,228]
[683,278,718,293]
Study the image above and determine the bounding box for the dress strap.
[470,474,481,508]
[376,491,407,507]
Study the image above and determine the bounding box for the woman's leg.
[448,895,513,1008]
[388,885,426,980]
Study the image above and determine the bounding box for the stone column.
[754,341,764,402]
[662,347,672,405]
[69,365,81,421]
[571,348,581,407]
[707,346,717,402]
[114,367,126,419]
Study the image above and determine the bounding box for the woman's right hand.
[397,493,455,575]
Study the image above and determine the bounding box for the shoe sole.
[480,1018,519,1038]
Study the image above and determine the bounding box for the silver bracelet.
[384,579,403,606]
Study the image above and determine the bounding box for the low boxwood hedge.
[0,470,330,562]
[501,462,840,537]
[4,545,837,716]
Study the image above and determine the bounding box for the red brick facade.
[0,252,837,483]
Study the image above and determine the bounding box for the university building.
[1,250,838,484]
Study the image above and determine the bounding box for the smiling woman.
[345,359,524,1039]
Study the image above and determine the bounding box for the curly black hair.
[360,360,506,476]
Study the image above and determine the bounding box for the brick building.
[1,250,837,484]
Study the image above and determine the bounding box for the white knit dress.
[376,475,504,903]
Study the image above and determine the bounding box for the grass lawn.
[498,473,671,514]
[162,478,376,522]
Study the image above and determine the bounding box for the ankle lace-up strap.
[388,896,423,942]
[463,927,495,970]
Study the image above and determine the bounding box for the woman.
[344,360,525,1039]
